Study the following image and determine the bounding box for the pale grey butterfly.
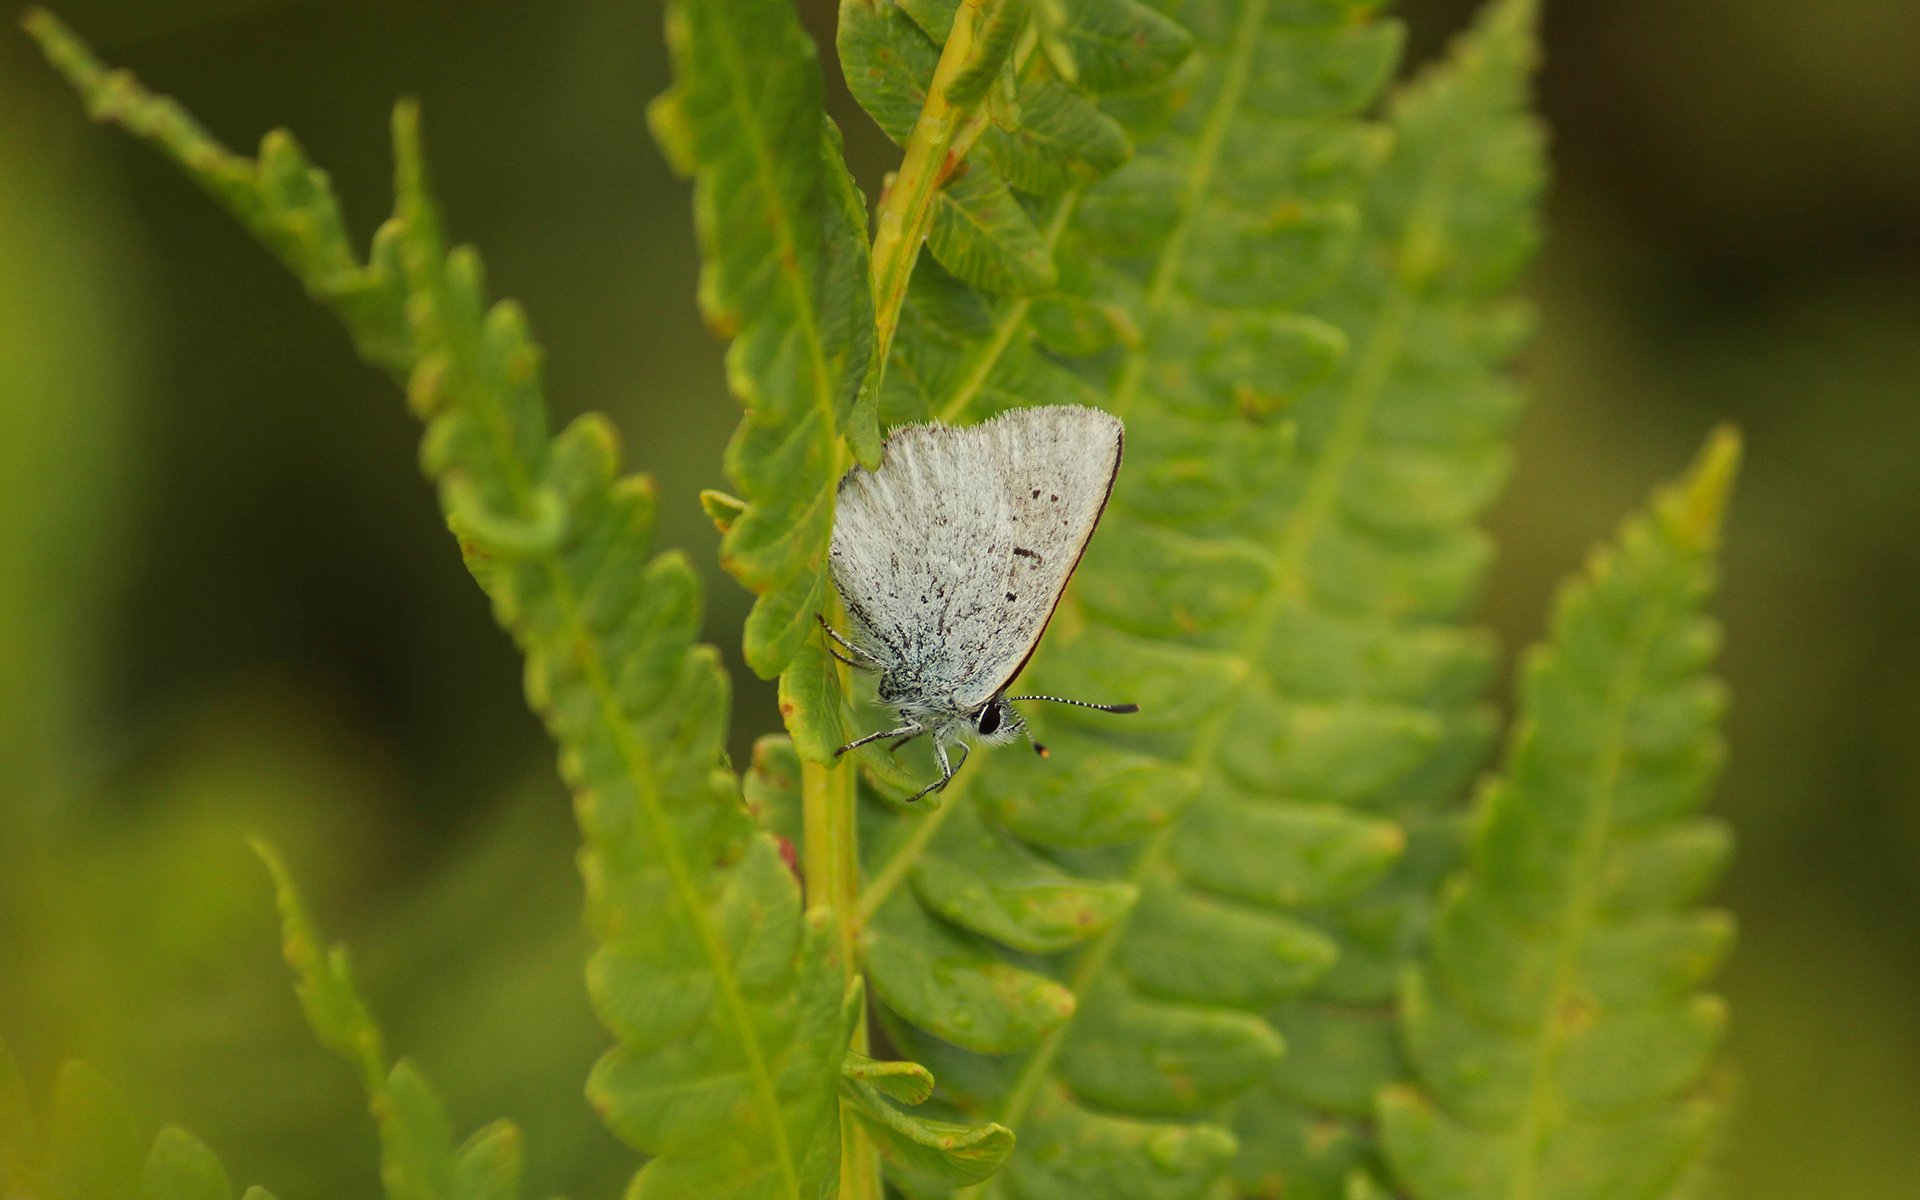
[823,404,1138,803]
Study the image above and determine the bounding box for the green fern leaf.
[930,166,1060,296]
[449,1124,522,1200]
[840,0,943,142]
[0,1035,262,1200]
[845,0,1548,1194]
[881,253,1105,428]
[46,1063,142,1200]
[978,79,1130,196]
[1379,429,1740,1200]
[255,842,526,1200]
[845,1053,938,1104]
[846,0,1188,327]
[1226,5,1547,1193]
[650,0,878,677]
[1000,1090,1239,1200]
[865,889,1078,1053]
[747,734,808,851]
[141,1127,235,1200]
[25,14,855,1197]
[908,799,1138,954]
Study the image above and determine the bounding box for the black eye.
[976,703,1002,735]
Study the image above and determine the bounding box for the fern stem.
[803,759,863,966]
[935,191,1080,425]
[803,594,881,1199]
[867,0,1019,407]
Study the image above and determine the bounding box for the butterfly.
[823,405,1138,802]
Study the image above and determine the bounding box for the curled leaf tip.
[443,477,568,555]
[700,488,748,532]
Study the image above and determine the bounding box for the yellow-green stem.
[801,563,879,1198]
[802,759,859,960]
[806,749,882,1200]
[866,0,1012,404]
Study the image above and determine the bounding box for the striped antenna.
[1006,695,1140,714]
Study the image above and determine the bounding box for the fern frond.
[845,0,1549,1194]
[650,0,878,678]
[25,13,851,1197]
[253,841,525,1200]
[0,1033,266,1200]
[1379,429,1740,1200]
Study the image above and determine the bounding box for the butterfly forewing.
[830,406,1123,715]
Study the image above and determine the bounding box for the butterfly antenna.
[1006,695,1140,714]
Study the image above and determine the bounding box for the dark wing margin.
[988,418,1124,698]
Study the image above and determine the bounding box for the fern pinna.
[18,0,1742,1198]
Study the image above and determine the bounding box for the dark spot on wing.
[1013,546,1041,560]
[1006,592,1016,601]
[1051,494,1058,502]
[1032,489,1041,498]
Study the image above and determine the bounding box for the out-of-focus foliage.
[0,1032,267,1200]
[1383,429,1739,1199]
[257,842,525,1200]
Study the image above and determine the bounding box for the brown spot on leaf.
[775,835,802,884]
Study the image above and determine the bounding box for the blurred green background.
[1,0,1914,1195]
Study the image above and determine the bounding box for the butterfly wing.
[830,406,1123,715]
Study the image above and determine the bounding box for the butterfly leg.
[836,722,923,757]
[907,736,965,804]
[816,614,880,672]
